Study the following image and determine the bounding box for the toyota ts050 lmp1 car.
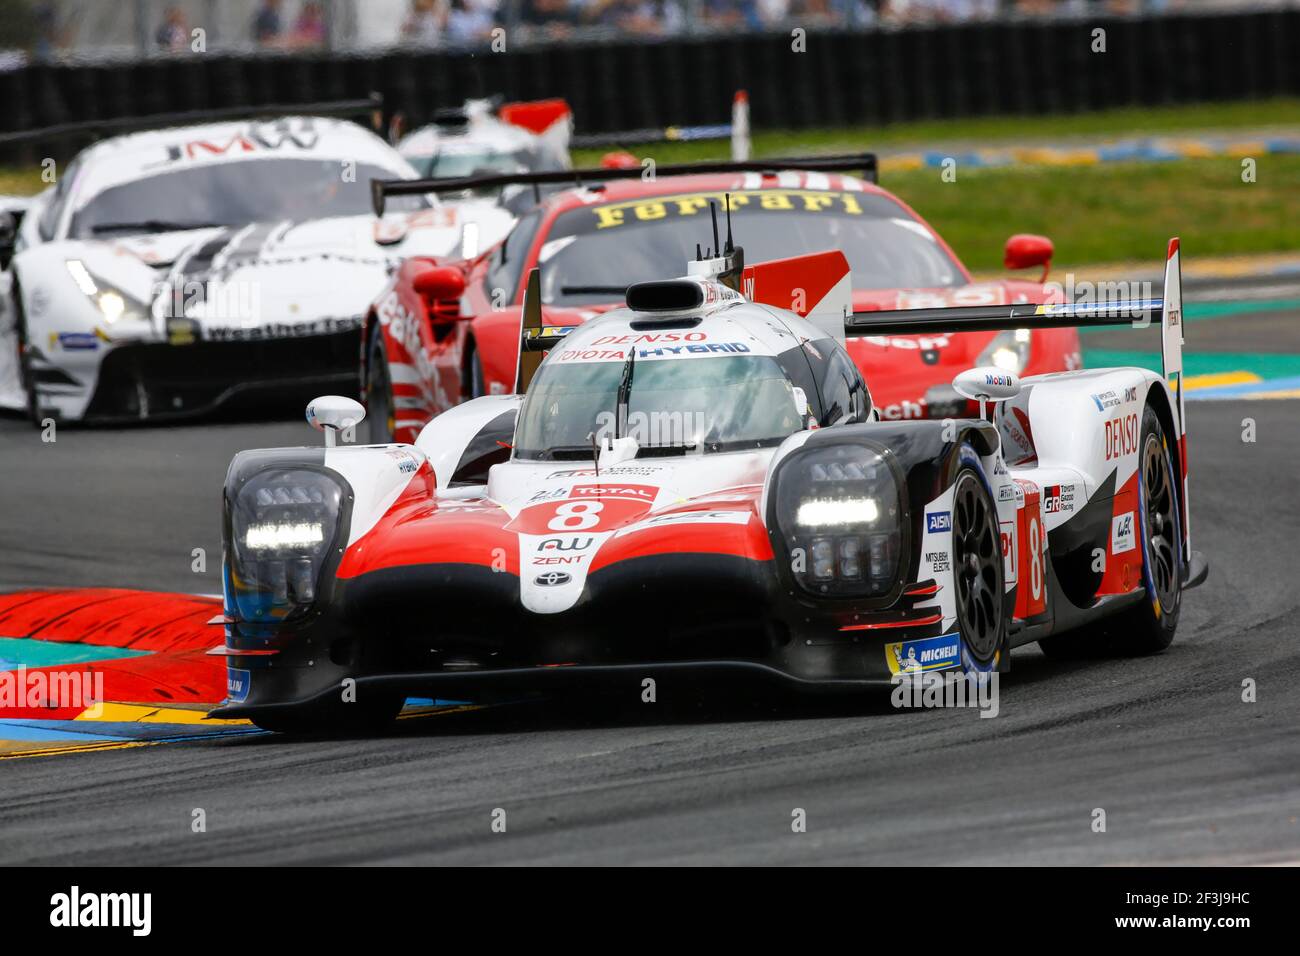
[0,103,515,424]
[209,232,1206,733]
[359,154,1076,445]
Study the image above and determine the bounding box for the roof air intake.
[625,280,704,313]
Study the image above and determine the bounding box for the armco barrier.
[1,10,1298,164]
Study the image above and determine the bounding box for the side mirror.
[412,265,467,322]
[306,395,366,447]
[791,385,810,418]
[1003,233,1053,282]
[952,366,1021,419]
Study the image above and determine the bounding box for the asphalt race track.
[1,292,1298,865]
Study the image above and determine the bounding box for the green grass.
[0,167,43,196]
[884,155,1300,272]
[572,100,1300,271]
[573,98,1300,165]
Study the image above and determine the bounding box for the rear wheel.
[1108,404,1182,653]
[1040,403,1181,657]
[952,467,1005,670]
[366,325,395,444]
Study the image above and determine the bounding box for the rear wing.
[370,152,878,217]
[571,90,752,161]
[0,93,384,150]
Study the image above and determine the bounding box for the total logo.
[571,483,657,502]
[1043,484,1076,514]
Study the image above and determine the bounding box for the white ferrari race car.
[0,107,515,424]
[209,224,1208,732]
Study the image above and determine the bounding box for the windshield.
[537,189,962,306]
[515,353,804,459]
[69,158,429,238]
[407,146,533,179]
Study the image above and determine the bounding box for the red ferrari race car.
[362,155,1078,443]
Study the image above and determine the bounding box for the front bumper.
[78,329,360,422]
[209,553,954,717]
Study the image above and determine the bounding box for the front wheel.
[952,465,1006,671]
[366,325,395,444]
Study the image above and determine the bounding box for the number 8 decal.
[548,500,604,531]
[1028,514,1043,602]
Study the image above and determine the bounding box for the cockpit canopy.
[513,310,871,461]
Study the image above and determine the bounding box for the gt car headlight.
[977,328,1031,374]
[65,259,148,324]
[772,444,905,599]
[228,468,345,622]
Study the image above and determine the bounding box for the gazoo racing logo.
[926,511,952,534]
[1043,484,1076,514]
[1105,413,1140,461]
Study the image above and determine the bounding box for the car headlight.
[977,328,1031,374]
[228,468,346,623]
[65,259,149,324]
[771,443,905,599]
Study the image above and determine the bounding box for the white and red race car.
[395,98,573,181]
[210,234,1207,733]
[0,107,515,424]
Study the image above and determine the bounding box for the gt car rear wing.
[571,90,752,159]
[0,93,385,149]
[370,153,878,217]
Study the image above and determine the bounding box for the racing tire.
[467,342,485,400]
[11,281,43,428]
[1039,403,1181,658]
[952,464,1006,671]
[366,325,396,444]
[251,691,406,736]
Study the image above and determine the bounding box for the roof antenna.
[723,193,734,255]
[695,242,702,262]
[709,200,720,261]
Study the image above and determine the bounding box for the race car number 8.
[1028,515,1043,601]
[548,501,604,531]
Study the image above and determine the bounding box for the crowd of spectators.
[2,0,1198,64]
[394,0,1187,45]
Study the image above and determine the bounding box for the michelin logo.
[887,634,961,675]
[226,667,250,703]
